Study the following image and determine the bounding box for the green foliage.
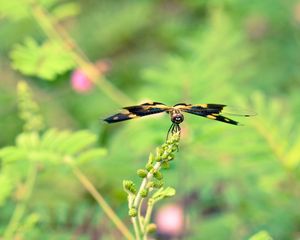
[51,2,80,21]
[1,0,300,239]
[17,81,45,132]
[0,0,80,21]
[124,132,179,239]
[0,129,106,237]
[249,231,273,240]
[150,187,176,203]
[10,38,75,80]
[0,129,106,165]
[0,175,13,206]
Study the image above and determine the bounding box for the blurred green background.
[1,0,300,239]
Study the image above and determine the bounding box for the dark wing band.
[177,103,239,125]
[104,102,170,123]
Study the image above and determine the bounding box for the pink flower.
[155,204,184,237]
[71,69,93,93]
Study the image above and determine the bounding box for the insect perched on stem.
[104,102,252,139]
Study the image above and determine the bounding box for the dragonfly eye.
[171,113,184,124]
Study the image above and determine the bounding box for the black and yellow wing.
[104,102,170,123]
[175,103,250,125]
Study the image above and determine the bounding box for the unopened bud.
[137,169,148,178]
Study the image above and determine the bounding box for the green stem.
[138,198,144,232]
[29,0,132,106]
[128,194,141,239]
[142,201,154,240]
[65,159,134,240]
[4,164,37,239]
[132,162,161,238]
[133,162,161,210]
[130,132,180,239]
[143,201,154,235]
[131,217,141,240]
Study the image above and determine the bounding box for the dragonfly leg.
[166,123,181,141]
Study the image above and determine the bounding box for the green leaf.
[0,0,67,21]
[52,2,81,21]
[16,132,40,149]
[0,146,27,163]
[42,130,71,151]
[249,231,273,240]
[17,81,45,132]
[76,148,107,165]
[285,137,300,169]
[151,187,176,203]
[10,38,76,80]
[58,131,97,155]
[40,129,61,148]
[0,1,30,20]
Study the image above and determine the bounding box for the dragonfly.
[104,102,252,139]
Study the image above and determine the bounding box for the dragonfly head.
[171,112,184,124]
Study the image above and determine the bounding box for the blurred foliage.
[0,0,80,21]
[1,0,300,239]
[11,38,75,80]
[249,231,273,240]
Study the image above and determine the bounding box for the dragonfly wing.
[104,102,170,123]
[179,104,240,125]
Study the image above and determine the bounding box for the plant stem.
[29,0,132,106]
[133,162,161,210]
[143,201,154,235]
[131,216,141,240]
[4,164,37,239]
[129,132,180,239]
[67,160,134,240]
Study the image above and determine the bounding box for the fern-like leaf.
[10,38,75,80]
[0,129,106,165]
[0,0,77,21]
[77,149,107,165]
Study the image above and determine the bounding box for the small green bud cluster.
[146,223,157,233]
[140,189,148,198]
[147,180,164,189]
[123,131,180,234]
[137,169,148,178]
[153,171,163,180]
[153,180,164,188]
[123,180,136,194]
[161,161,170,169]
[129,207,137,217]
[155,131,180,165]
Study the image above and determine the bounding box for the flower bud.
[153,180,164,188]
[162,152,169,160]
[148,152,155,164]
[167,154,174,161]
[140,189,149,198]
[137,169,148,178]
[123,180,136,194]
[161,161,170,169]
[129,208,137,217]
[146,223,157,233]
[145,163,153,171]
[147,181,155,188]
[156,155,162,162]
[153,171,163,180]
[156,147,163,156]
